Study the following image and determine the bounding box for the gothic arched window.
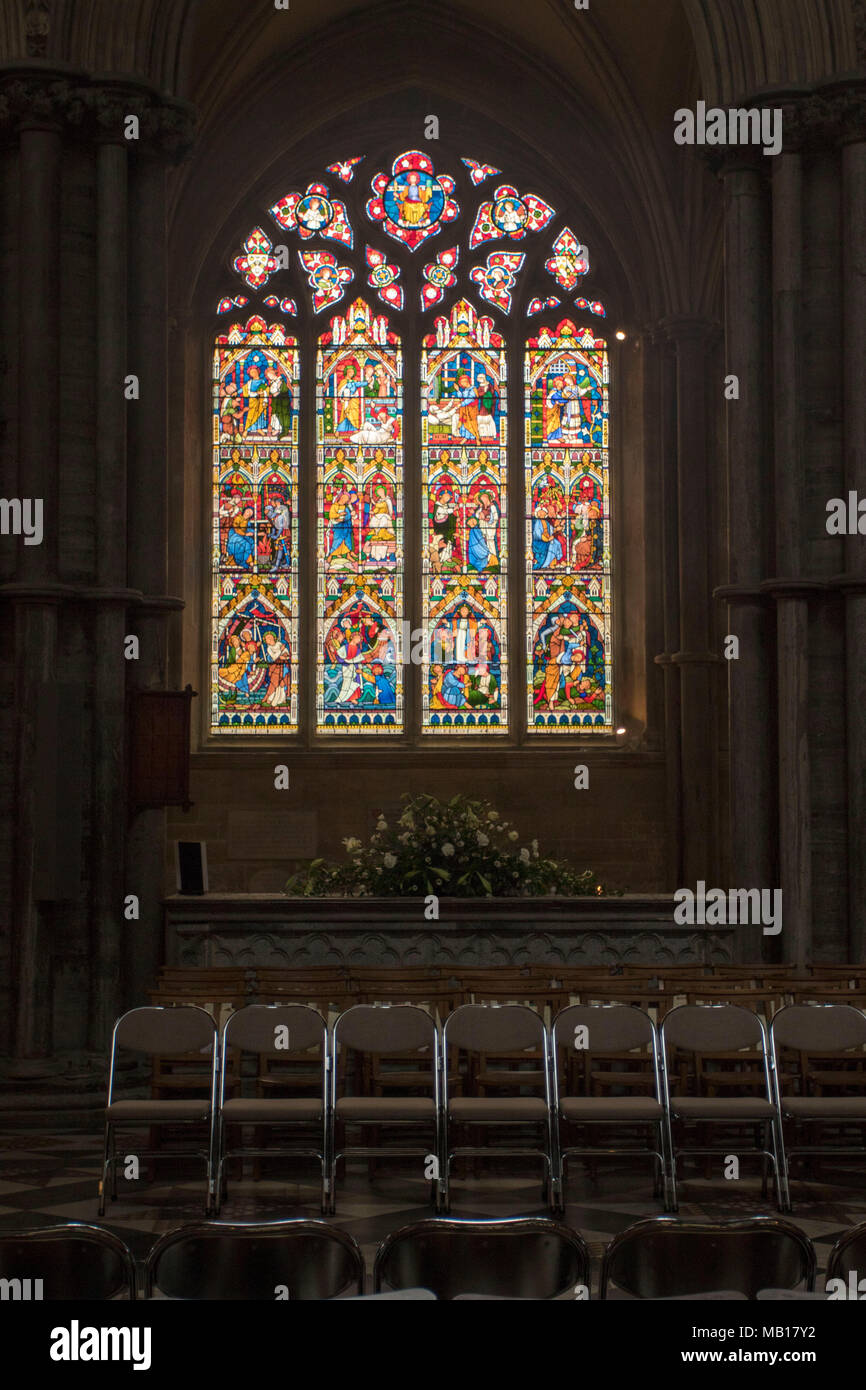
[211,149,612,738]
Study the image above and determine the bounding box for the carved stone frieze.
[173,925,734,970]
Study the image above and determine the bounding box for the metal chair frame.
[599,1214,816,1299]
[549,1003,674,1212]
[99,1005,219,1217]
[373,1216,590,1299]
[215,1003,329,1215]
[660,1003,791,1212]
[143,1219,364,1299]
[441,1003,556,1213]
[328,1004,444,1215]
[771,1003,866,1202]
[0,1222,138,1300]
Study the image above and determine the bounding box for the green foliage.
[285,792,609,899]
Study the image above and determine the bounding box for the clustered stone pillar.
[716,150,776,963]
[0,68,194,1059]
[660,316,723,890]
[714,82,866,965]
[841,102,866,963]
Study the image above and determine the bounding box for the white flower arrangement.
[287,794,606,899]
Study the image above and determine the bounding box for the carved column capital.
[0,69,197,160]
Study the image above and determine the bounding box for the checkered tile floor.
[1,1129,864,1295]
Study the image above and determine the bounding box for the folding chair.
[441,1003,555,1212]
[0,1224,137,1300]
[328,1004,442,1214]
[826,1219,866,1294]
[600,1215,815,1299]
[550,1004,673,1211]
[660,1003,789,1211]
[144,1220,364,1299]
[373,1217,589,1299]
[99,1005,218,1216]
[215,1004,328,1214]
[771,1003,866,1200]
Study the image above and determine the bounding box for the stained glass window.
[212,316,299,732]
[211,148,615,741]
[525,318,612,731]
[316,297,404,733]
[421,299,507,731]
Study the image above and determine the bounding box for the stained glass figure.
[527,296,561,316]
[525,318,612,732]
[316,298,404,733]
[217,295,249,313]
[212,317,299,733]
[461,157,501,186]
[421,246,459,309]
[469,184,555,248]
[233,228,280,290]
[365,246,403,311]
[366,150,459,250]
[470,251,525,314]
[270,182,354,248]
[300,249,353,313]
[421,299,507,732]
[326,156,365,183]
[545,228,590,291]
[575,296,606,318]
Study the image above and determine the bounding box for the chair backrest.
[826,1221,866,1284]
[374,1219,589,1299]
[771,1003,866,1054]
[0,1224,137,1300]
[334,1004,437,1055]
[552,1003,656,1055]
[144,1221,364,1299]
[601,1217,816,1299]
[114,1005,216,1055]
[444,1003,545,1052]
[223,1004,325,1054]
[661,1003,766,1055]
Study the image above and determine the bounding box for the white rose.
[508,830,518,841]
[487,810,498,821]
[398,832,410,844]
[520,847,531,863]
[343,837,362,853]
[442,843,455,857]
[383,853,397,868]
[376,817,387,831]
[476,832,489,847]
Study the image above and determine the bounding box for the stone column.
[123,145,173,1022]
[650,329,683,887]
[713,154,775,962]
[662,316,722,889]
[838,88,866,960]
[10,109,62,1056]
[88,123,130,1048]
[767,131,812,970]
[0,71,194,1062]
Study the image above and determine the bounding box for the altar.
[163,893,735,970]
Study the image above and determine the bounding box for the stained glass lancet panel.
[525,318,613,732]
[316,297,404,732]
[212,317,298,733]
[421,299,507,732]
